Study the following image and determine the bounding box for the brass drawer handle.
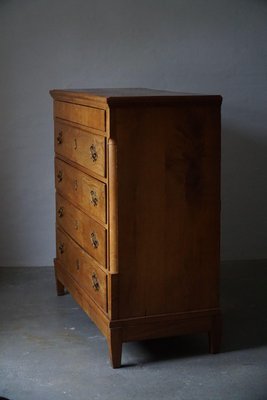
[57,131,63,144]
[90,232,99,249]
[57,170,63,182]
[57,207,64,218]
[74,179,78,191]
[58,242,64,254]
[74,138,77,150]
[92,272,100,291]
[90,190,98,207]
[90,144,98,162]
[76,259,80,271]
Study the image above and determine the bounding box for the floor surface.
[0,260,267,400]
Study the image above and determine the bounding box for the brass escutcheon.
[57,207,64,218]
[58,242,64,254]
[92,272,100,291]
[90,232,99,249]
[89,144,98,162]
[57,171,63,182]
[57,131,63,144]
[90,190,98,206]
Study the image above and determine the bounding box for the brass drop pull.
[58,242,64,254]
[57,131,63,144]
[74,179,78,191]
[89,144,98,162]
[57,171,63,182]
[92,272,100,291]
[90,232,99,249]
[57,207,64,218]
[90,190,98,207]
[74,138,77,150]
[74,220,79,230]
[76,259,80,271]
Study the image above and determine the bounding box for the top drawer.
[55,121,106,177]
[54,101,106,132]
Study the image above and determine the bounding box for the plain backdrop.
[0,0,266,266]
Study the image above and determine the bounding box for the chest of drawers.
[50,88,222,368]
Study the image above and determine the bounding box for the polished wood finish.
[56,193,107,267]
[54,100,106,131]
[56,227,107,312]
[50,88,222,368]
[55,120,106,177]
[114,104,220,318]
[55,158,106,224]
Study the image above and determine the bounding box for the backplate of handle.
[90,144,98,162]
[58,242,64,254]
[57,207,64,218]
[57,131,63,144]
[90,190,98,206]
[57,171,63,182]
[92,272,100,291]
[90,232,99,249]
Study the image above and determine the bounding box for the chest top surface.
[50,87,222,106]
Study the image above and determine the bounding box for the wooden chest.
[50,88,222,368]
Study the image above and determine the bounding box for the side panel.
[111,104,221,318]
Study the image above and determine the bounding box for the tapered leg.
[55,277,65,296]
[209,314,222,354]
[107,328,123,368]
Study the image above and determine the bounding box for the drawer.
[55,158,106,224]
[54,101,106,132]
[56,228,107,312]
[55,121,106,177]
[56,193,107,267]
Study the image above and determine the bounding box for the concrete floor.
[0,260,267,400]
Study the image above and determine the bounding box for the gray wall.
[0,0,266,266]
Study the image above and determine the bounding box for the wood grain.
[56,193,107,268]
[51,88,222,367]
[54,258,109,338]
[111,104,221,318]
[54,101,106,131]
[55,120,106,177]
[55,158,107,224]
[56,227,108,312]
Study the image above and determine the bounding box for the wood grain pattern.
[111,104,220,318]
[51,88,222,368]
[55,158,106,224]
[50,88,222,107]
[55,120,106,177]
[54,258,109,338]
[56,193,107,267]
[54,101,106,131]
[108,138,118,274]
[56,227,107,312]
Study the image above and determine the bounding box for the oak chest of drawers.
[50,88,222,368]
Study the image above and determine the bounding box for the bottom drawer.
[56,227,107,312]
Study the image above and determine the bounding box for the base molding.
[54,259,222,368]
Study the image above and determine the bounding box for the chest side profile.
[50,88,222,368]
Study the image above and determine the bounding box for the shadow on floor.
[123,260,267,364]
[220,259,267,352]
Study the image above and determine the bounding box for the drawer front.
[54,101,106,132]
[55,121,106,177]
[55,158,106,224]
[56,228,107,312]
[56,193,107,267]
